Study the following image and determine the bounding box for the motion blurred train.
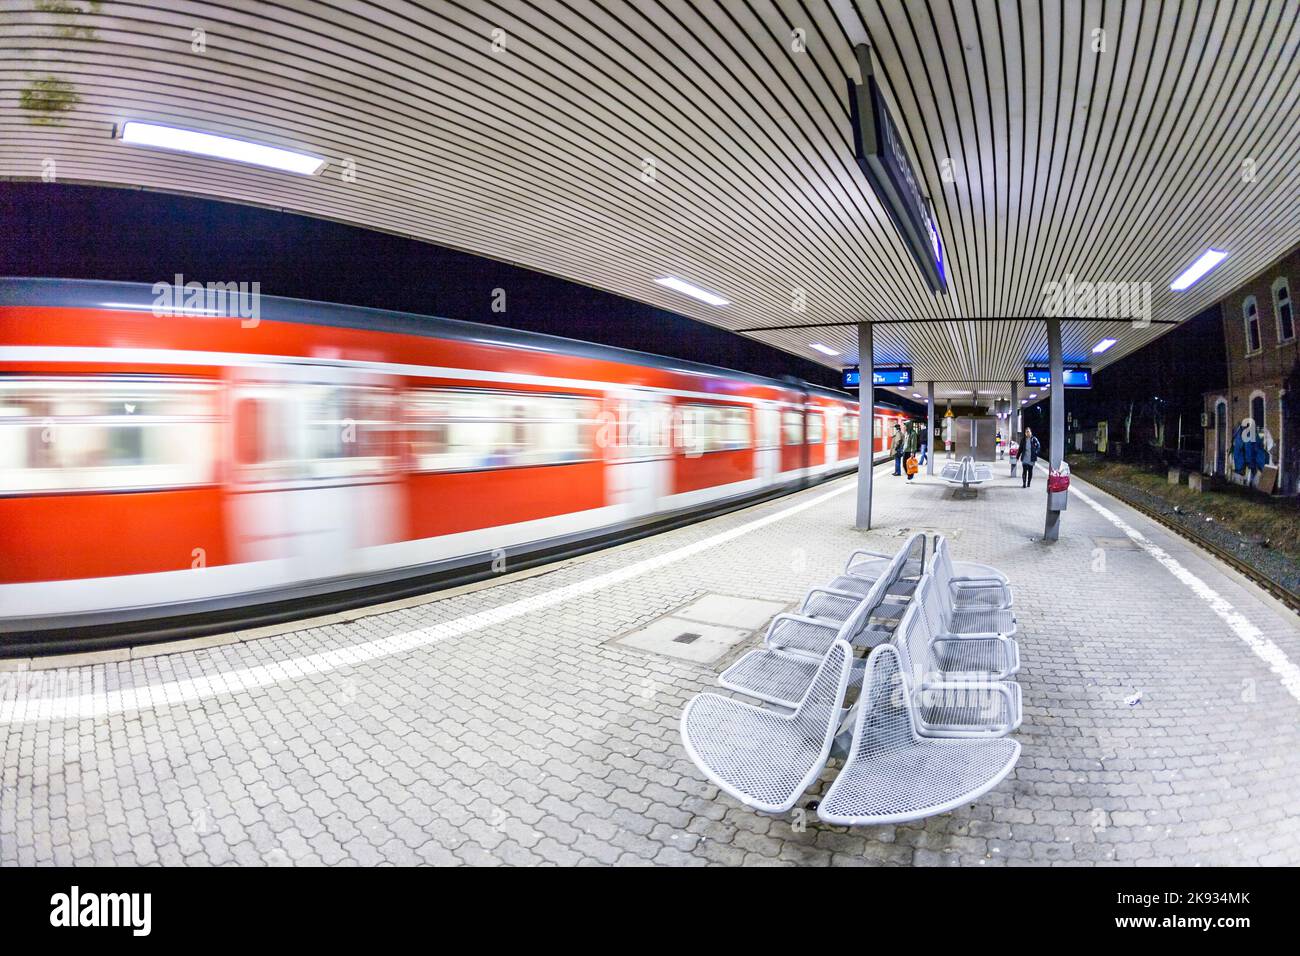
[0,278,911,648]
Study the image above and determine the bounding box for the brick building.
[1202,246,1299,493]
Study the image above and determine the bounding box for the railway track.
[1077,471,1300,614]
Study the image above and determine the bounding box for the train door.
[823,405,839,467]
[604,392,669,521]
[755,403,780,485]
[227,364,402,585]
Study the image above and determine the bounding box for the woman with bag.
[1018,427,1041,488]
[904,422,920,481]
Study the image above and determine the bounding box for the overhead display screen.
[842,366,913,389]
[848,46,947,294]
[1024,367,1092,388]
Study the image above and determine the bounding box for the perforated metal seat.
[681,641,853,814]
[719,646,862,709]
[801,590,863,619]
[933,537,1013,609]
[915,680,1023,737]
[816,645,1021,825]
[930,636,1019,679]
[923,560,1017,638]
[892,579,1022,735]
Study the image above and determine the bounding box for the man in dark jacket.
[1018,427,1041,487]
[891,424,905,475]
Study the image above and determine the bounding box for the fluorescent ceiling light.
[119,121,326,175]
[1170,249,1228,291]
[654,276,729,307]
[1092,338,1117,354]
[912,393,921,398]
[809,342,839,356]
[1029,393,1037,399]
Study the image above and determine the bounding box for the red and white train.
[0,278,910,647]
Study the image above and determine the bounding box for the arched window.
[1274,277,1294,343]
[1251,392,1266,435]
[1243,296,1261,353]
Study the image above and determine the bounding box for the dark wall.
[1046,305,1227,458]
[1,182,842,390]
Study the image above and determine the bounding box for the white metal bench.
[815,644,1021,825]
[933,536,1014,610]
[681,640,853,814]
[937,455,992,495]
[892,589,1023,735]
[719,537,923,706]
[914,576,1020,676]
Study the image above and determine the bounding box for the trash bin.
[1047,461,1070,511]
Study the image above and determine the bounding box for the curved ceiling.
[2,0,1298,406]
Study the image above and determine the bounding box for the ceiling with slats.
[2,0,1298,410]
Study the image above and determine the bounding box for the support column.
[855,322,873,530]
[1010,381,1019,476]
[925,381,935,476]
[1044,318,1065,542]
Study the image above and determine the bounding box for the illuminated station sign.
[842,366,913,389]
[1024,367,1092,389]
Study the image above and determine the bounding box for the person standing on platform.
[904,422,919,481]
[1018,427,1041,488]
[891,423,905,476]
[917,421,929,468]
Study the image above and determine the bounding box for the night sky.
[1,182,845,390]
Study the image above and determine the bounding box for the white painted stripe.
[1073,485,1300,704]
[0,345,818,408]
[0,478,856,723]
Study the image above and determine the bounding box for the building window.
[1274,278,1294,343]
[1243,296,1262,353]
[1250,393,1266,436]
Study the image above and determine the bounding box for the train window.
[782,410,803,445]
[806,411,824,444]
[874,417,883,440]
[0,377,218,494]
[234,383,395,482]
[604,400,671,458]
[408,389,598,472]
[840,414,859,441]
[301,385,396,479]
[679,403,750,454]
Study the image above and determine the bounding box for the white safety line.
[0,479,857,724]
[1073,485,1300,704]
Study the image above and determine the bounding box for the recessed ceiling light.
[654,276,729,307]
[1029,393,1037,399]
[1170,249,1228,291]
[119,121,326,175]
[1092,338,1118,354]
[809,342,839,356]
[912,393,921,398]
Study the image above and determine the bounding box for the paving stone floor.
[2,461,1299,866]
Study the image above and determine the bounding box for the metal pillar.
[925,381,935,476]
[1009,381,1019,476]
[1044,318,1065,542]
[855,322,874,530]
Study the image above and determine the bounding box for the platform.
[2,462,1298,866]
